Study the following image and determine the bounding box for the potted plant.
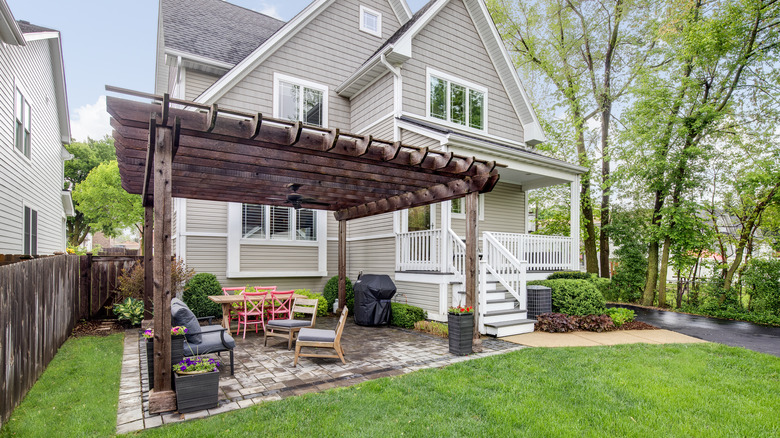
[143,326,187,389]
[447,306,474,356]
[172,356,221,413]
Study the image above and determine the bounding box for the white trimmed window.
[14,86,31,158]
[242,204,317,241]
[451,195,485,220]
[24,206,38,255]
[359,6,382,37]
[273,73,327,127]
[427,68,487,131]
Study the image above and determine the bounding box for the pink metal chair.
[268,290,295,321]
[222,286,246,326]
[236,291,268,339]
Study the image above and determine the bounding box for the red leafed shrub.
[536,313,577,332]
[574,314,615,332]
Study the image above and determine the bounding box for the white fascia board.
[165,48,234,70]
[42,35,70,144]
[0,1,24,46]
[61,191,75,217]
[462,0,545,145]
[22,31,59,42]
[196,0,336,104]
[389,0,413,24]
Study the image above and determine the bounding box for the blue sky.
[7,0,429,141]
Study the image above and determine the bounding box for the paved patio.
[116,317,523,433]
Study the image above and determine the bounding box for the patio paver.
[116,316,523,433]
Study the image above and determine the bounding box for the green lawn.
[3,335,779,438]
[0,334,124,437]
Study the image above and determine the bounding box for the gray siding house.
[0,0,73,255]
[154,0,585,336]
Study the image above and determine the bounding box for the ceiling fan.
[270,183,330,210]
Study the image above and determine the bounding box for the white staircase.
[458,281,535,336]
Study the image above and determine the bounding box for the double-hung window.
[427,69,486,131]
[242,204,317,241]
[274,73,327,127]
[450,195,484,220]
[24,206,38,255]
[14,87,31,158]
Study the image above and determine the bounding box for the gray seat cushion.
[267,319,312,329]
[171,298,202,344]
[183,330,235,355]
[297,328,335,343]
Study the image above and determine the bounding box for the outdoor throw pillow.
[171,298,203,344]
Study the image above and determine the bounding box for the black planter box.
[174,371,220,413]
[146,335,184,390]
[448,313,474,356]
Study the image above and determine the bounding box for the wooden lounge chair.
[294,308,348,366]
[264,298,318,350]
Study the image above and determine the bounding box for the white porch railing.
[490,232,573,272]
[481,232,527,332]
[396,229,442,271]
[448,228,466,280]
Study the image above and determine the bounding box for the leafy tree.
[71,161,144,239]
[65,136,116,246]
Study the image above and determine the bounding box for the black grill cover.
[353,274,397,326]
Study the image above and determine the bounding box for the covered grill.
[353,274,397,326]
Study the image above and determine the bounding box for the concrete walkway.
[612,304,780,357]
[504,329,706,348]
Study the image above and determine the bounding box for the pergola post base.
[148,390,177,414]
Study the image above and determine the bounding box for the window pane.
[31,210,37,256]
[408,205,431,231]
[296,209,316,241]
[450,84,466,125]
[270,206,291,239]
[363,11,377,31]
[15,89,22,120]
[430,76,446,120]
[23,100,30,130]
[242,204,265,239]
[23,207,30,255]
[302,88,323,127]
[279,82,300,122]
[469,90,483,129]
[451,198,462,214]
[15,120,23,153]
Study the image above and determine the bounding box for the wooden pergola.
[106,88,501,412]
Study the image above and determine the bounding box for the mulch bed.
[71,319,126,337]
[615,321,658,330]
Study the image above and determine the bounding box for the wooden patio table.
[209,293,305,335]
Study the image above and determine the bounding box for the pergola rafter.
[106,88,501,413]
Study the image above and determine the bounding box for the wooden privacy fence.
[79,254,142,319]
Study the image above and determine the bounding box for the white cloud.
[255,2,282,19]
[70,95,111,142]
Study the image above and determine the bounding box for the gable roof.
[161,0,285,67]
[0,0,24,45]
[17,20,56,34]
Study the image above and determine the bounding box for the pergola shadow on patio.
[116,318,522,432]
[106,88,502,414]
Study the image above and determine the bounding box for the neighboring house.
[0,0,73,255]
[154,0,585,335]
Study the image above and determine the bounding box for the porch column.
[464,192,480,345]
[570,175,581,271]
[338,219,346,313]
[143,205,153,319]
[149,122,176,413]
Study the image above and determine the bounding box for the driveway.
[610,304,780,357]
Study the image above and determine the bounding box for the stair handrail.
[447,228,466,281]
[482,231,527,312]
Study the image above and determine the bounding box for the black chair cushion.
[171,298,202,344]
[183,330,236,355]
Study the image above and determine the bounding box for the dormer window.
[360,6,382,37]
[427,68,487,131]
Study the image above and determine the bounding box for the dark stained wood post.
[143,205,153,319]
[148,122,176,413]
[464,192,481,346]
[338,219,346,313]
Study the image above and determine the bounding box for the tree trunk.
[643,240,659,306]
[657,236,671,307]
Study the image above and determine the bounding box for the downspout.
[380,53,402,140]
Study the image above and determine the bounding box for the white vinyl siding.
[401,0,523,141]
[185,236,228,282]
[347,212,394,238]
[346,236,395,278]
[400,129,441,150]
[185,69,220,101]
[187,199,228,233]
[450,182,525,236]
[240,245,319,271]
[393,281,439,315]
[0,38,67,254]
[216,0,401,128]
[351,71,393,131]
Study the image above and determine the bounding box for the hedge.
[294,289,329,317]
[390,303,427,328]
[323,276,354,313]
[183,273,223,318]
[528,279,606,316]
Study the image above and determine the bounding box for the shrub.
[323,276,354,313]
[116,258,194,301]
[588,276,612,301]
[606,307,635,327]
[390,303,427,328]
[574,314,615,332]
[294,289,329,317]
[547,271,592,280]
[113,297,144,326]
[529,279,606,316]
[413,320,448,338]
[183,273,223,318]
[536,313,576,332]
[743,259,780,315]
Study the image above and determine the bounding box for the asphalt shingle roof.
[17,20,57,34]
[162,0,285,66]
[368,0,435,59]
